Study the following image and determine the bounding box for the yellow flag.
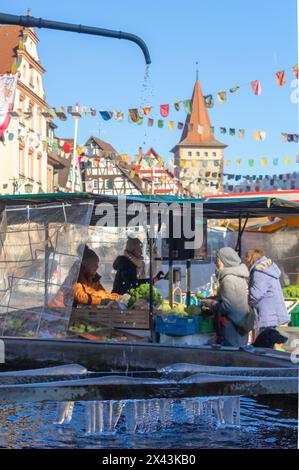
[236,159,241,165]
[76,146,82,154]
[11,63,16,74]
[180,160,186,167]
[261,158,268,167]
[284,156,292,165]
[254,130,260,142]
[168,121,174,131]
[122,154,128,161]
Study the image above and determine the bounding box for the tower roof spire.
[172,76,226,150]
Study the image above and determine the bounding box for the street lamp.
[24,182,34,194]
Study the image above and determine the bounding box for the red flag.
[276,71,286,86]
[251,80,262,96]
[160,104,169,117]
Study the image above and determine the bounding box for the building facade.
[80,136,145,196]
[0,24,51,195]
[134,147,189,196]
[171,78,227,196]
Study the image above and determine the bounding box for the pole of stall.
[149,235,155,341]
[71,113,79,192]
[186,259,191,306]
[168,211,174,307]
[44,223,49,308]
[237,214,242,257]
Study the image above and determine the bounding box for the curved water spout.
[0,12,152,64]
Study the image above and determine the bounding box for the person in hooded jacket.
[246,249,289,332]
[201,247,250,347]
[112,237,163,295]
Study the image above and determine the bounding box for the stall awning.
[0,192,299,224]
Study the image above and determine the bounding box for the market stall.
[0,192,299,346]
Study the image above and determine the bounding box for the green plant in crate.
[283,285,299,298]
[128,283,163,308]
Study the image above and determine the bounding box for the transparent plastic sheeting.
[0,202,94,338]
[55,397,240,434]
[86,225,154,292]
[155,225,299,299]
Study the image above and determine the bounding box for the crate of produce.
[155,315,199,336]
[198,315,215,334]
[291,305,299,327]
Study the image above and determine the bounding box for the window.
[28,103,34,130]
[196,152,200,157]
[28,150,34,180]
[188,151,192,157]
[212,152,217,157]
[37,153,42,183]
[93,179,99,189]
[29,67,34,87]
[47,165,53,192]
[204,152,208,157]
[22,64,26,80]
[19,95,25,125]
[19,147,25,176]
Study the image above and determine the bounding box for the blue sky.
[1,0,298,178]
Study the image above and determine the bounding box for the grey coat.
[217,264,250,347]
[249,256,290,328]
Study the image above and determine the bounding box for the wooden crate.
[70,305,153,330]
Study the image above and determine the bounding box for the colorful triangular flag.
[276,71,286,86]
[204,95,214,108]
[141,106,152,115]
[128,109,139,122]
[100,111,113,121]
[217,91,227,104]
[293,64,299,79]
[251,80,262,96]
[183,100,193,114]
[160,104,169,117]
[229,86,240,94]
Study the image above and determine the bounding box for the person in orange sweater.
[74,245,121,305]
[50,245,121,308]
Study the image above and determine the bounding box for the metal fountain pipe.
[0,12,152,64]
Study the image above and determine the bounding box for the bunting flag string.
[6,106,299,144]
[9,61,295,125]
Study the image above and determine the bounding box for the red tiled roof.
[0,25,23,75]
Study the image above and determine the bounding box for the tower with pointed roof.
[171,78,227,196]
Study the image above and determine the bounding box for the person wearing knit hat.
[216,247,242,268]
[202,247,253,347]
[112,237,164,295]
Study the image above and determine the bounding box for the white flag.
[0,74,17,138]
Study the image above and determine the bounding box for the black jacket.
[112,255,148,295]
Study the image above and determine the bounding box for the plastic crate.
[155,315,199,336]
[198,316,215,334]
[291,306,299,327]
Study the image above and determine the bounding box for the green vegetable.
[128,283,162,308]
[282,285,299,299]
